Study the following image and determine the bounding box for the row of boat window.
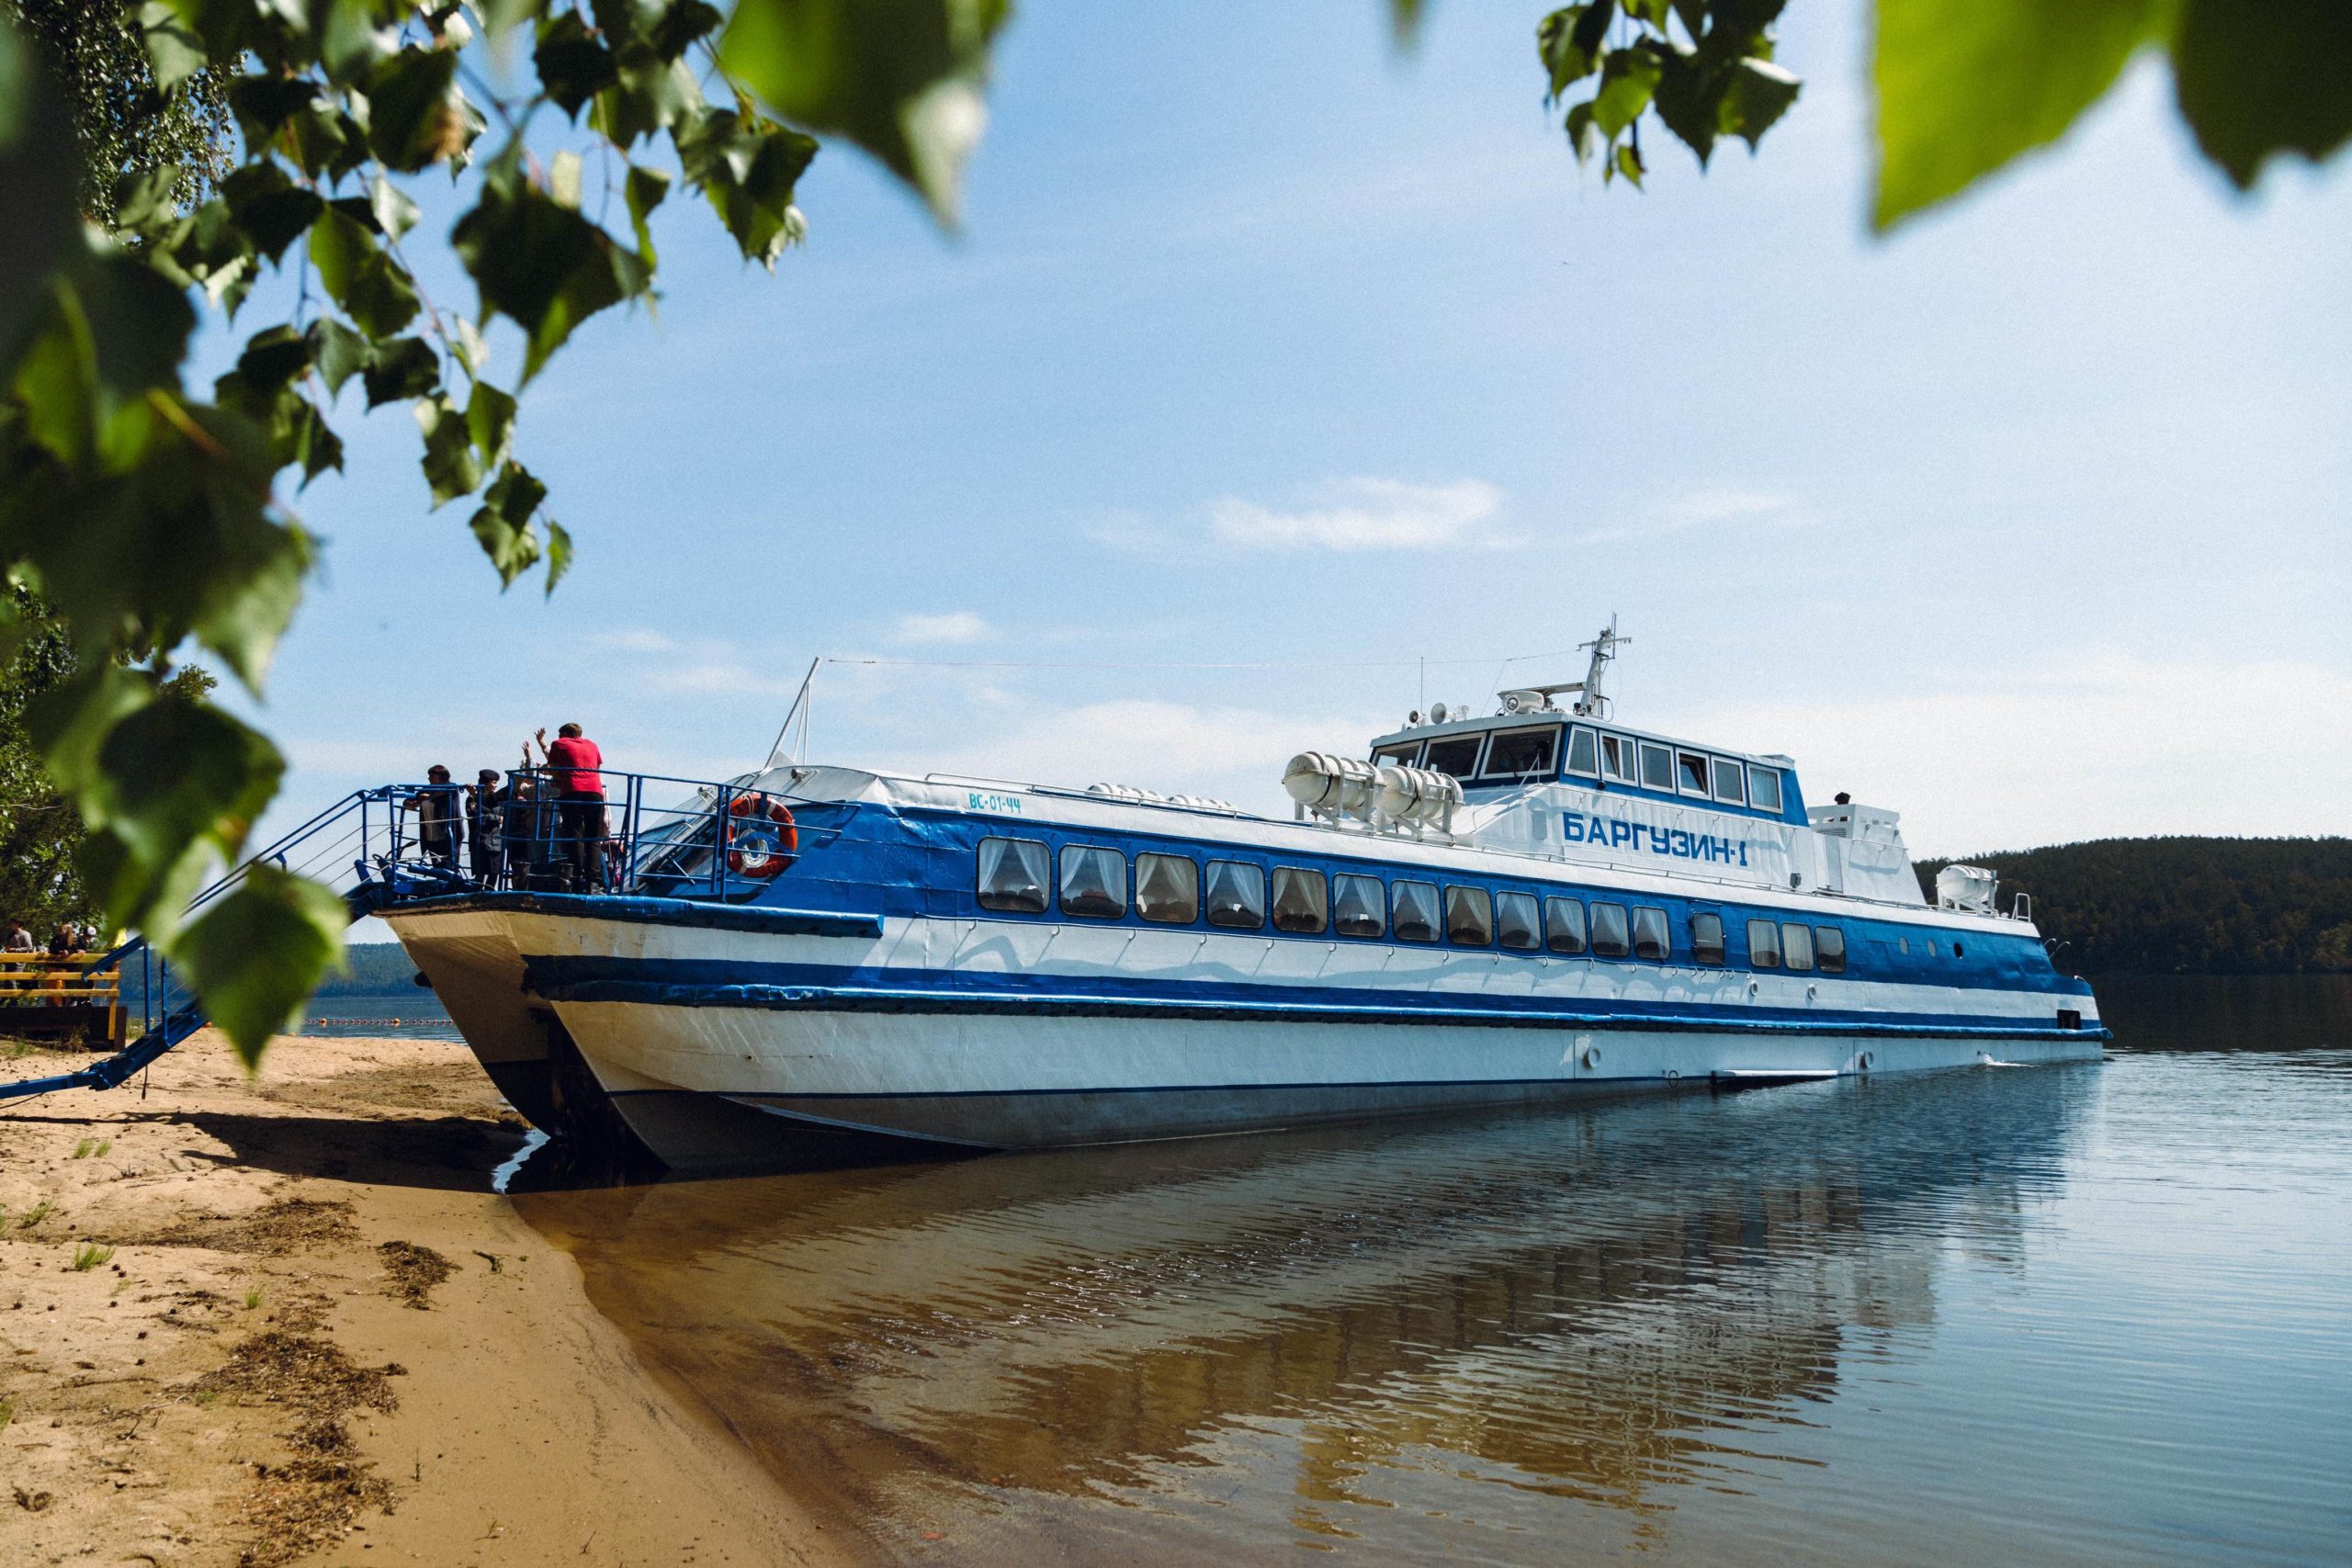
[1373,724,1786,811]
[975,838,1849,971]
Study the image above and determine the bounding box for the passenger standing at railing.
[402,764,464,869]
[465,770,507,887]
[534,724,606,894]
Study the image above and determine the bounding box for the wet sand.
[0,1030,847,1568]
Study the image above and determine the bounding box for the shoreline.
[0,1029,851,1567]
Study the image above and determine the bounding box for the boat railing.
[349,767,852,907]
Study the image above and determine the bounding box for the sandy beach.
[0,1030,849,1568]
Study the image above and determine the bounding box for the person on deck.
[534,724,606,894]
[403,765,464,869]
[465,769,507,887]
[4,919,34,953]
[47,921,77,957]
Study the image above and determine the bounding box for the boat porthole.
[1858,1051,1875,1073]
[1582,1044,1603,1070]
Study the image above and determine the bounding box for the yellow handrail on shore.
[0,953,125,1044]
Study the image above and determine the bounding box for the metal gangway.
[0,766,819,1104]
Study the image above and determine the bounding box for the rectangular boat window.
[1632,905,1669,961]
[1496,891,1541,951]
[1271,866,1328,933]
[1135,852,1199,925]
[976,836,1050,914]
[1639,742,1674,792]
[1204,860,1266,929]
[1545,896,1587,954]
[1481,727,1560,782]
[1590,901,1631,957]
[1815,925,1847,975]
[1712,758,1746,805]
[1781,922,1816,972]
[1445,886,1494,946]
[1600,734,1635,783]
[1333,873,1386,939]
[1747,765,1784,814]
[1747,918,1781,968]
[1373,741,1421,768]
[1566,727,1600,777]
[1423,736,1483,779]
[1059,845,1128,919]
[1691,911,1726,965]
[1391,880,1441,942]
[1676,752,1710,796]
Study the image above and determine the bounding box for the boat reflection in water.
[516,1067,2093,1562]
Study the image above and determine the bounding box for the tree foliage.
[1917,839,2352,977]
[0,0,1011,1063]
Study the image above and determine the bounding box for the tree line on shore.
[1917,838,2352,977]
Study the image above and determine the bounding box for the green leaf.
[91,696,282,885]
[220,164,325,265]
[1872,0,2176,231]
[309,317,371,397]
[367,47,463,172]
[1539,6,1605,96]
[536,12,619,117]
[415,394,482,504]
[308,209,421,337]
[1614,140,1645,186]
[136,0,209,94]
[369,173,421,241]
[718,0,1008,225]
[1721,56,1801,150]
[465,380,516,468]
[624,164,671,264]
[676,109,817,265]
[2171,0,2352,189]
[469,504,541,585]
[451,176,650,382]
[170,863,349,1068]
[544,518,573,594]
[361,335,440,407]
[1592,45,1664,139]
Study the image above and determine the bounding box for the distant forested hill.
[317,943,424,996]
[1915,838,2352,976]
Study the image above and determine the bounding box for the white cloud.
[1209,477,1509,553]
[891,610,994,646]
[596,627,681,654]
[1570,488,1817,544]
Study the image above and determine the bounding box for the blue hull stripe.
[539,969,2107,1043]
[390,891,883,939]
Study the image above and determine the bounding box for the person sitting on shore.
[403,765,464,870]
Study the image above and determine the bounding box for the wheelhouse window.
[1496,891,1541,951]
[1204,860,1266,929]
[1747,919,1781,968]
[1566,727,1600,777]
[1590,901,1632,957]
[1815,926,1847,975]
[1781,922,1816,972]
[1691,912,1726,965]
[1600,734,1635,783]
[1134,852,1198,925]
[1676,752,1710,797]
[1391,880,1441,942]
[976,837,1050,914]
[1639,742,1675,792]
[1445,886,1494,947]
[1271,866,1328,934]
[1423,736,1483,779]
[1711,758,1746,806]
[1632,906,1669,962]
[1332,873,1386,939]
[1480,727,1561,783]
[1373,741,1421,768]
[1545,896,1588,954]
[1059,845,1128,919]
[1747,765,1785,815]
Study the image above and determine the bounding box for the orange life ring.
[726,795,797,876]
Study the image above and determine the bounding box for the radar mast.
[1569,616,1629,718]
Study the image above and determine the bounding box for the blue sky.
[215,2,2352,858]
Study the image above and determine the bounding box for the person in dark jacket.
[403,765,462,869]
[465,769,507,886]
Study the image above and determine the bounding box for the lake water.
[514,978,2352,1565]
[293,994,463,1043]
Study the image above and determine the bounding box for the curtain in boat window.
[1690,911,1727,964]
[1392,880,1440,942]
[1496,891,1541,951]
[1058,845,1128,919]
[1590,901,1631,957]
[1445,886,1494,946]
[976,837,1050,913]
[1272,866,1328,933]
[1333,874,1385,938]
[1815,926,1847,974]
[1632,906,1669,961]
[1135,852,1199,924]
[1781,922,1816,972]
[1747,919,1781,968]
[1545,897,1587,954]
[1205,860,1266,929]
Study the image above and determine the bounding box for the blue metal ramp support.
[0,1005,208,1103]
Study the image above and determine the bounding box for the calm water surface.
[515,979,2352,1565]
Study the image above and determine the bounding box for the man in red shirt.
[534,723,606,892]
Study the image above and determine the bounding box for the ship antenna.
[1571,616,1628,719]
